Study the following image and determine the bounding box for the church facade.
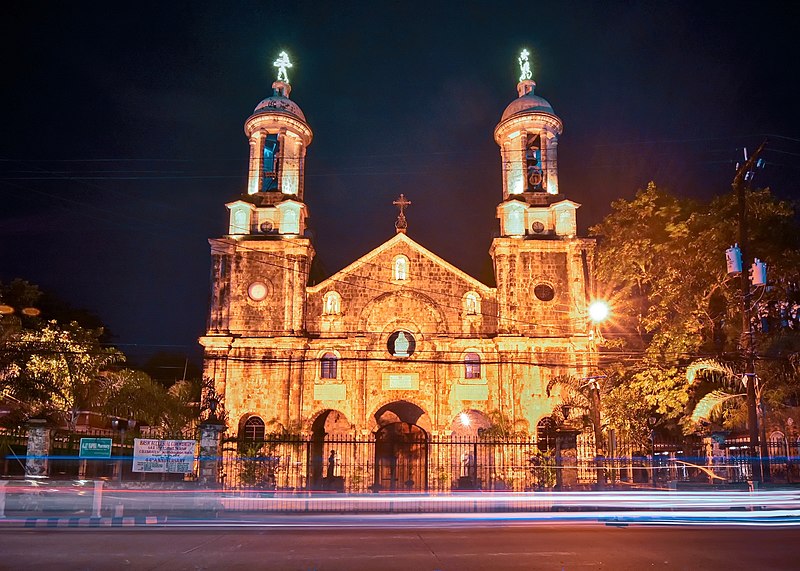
[199,53,599,489]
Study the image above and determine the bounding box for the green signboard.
[79,437,113,459]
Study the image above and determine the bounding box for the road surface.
[1,523,798,570]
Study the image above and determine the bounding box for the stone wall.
[202,231,598,440]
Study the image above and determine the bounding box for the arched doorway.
[310,410,350,490]
[373,401,429,492]
[375,422,427,491]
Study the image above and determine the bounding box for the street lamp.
[207,395,219,422]
[588,300,610,323]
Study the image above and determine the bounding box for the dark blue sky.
[2,1,798,364]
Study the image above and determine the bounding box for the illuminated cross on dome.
[273,51,293,83]
[393,194,412,234]
[518,49,532,82]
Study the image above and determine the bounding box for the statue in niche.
[460,450,474,478]
[394,332,410,357]
[326,449,341,479]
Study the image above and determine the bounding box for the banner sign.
[132,438,196,473]
[79,437,113,458]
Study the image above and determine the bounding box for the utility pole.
[732,140,767,482]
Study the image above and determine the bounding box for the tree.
[3,319,121,427]
[546,374,608,487]
[590,183,800,439]
[477,410,528,440]
[1,280,203,433]
[684,359,748,431]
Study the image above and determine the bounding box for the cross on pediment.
[393,194,411,234]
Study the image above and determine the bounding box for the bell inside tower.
[262,133,280,191]
[525,134,543,191]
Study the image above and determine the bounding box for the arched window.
[464,292,480,315]
[323,291,341,315]
[243,416,265,442]
[321,352,338,379]
[464,352,481,379]
[393,255,409,281]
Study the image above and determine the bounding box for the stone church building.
[200,55,600,490]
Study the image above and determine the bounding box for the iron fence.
[4,424,800,488]
[220,434,557,494]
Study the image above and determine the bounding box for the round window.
[387,331,416,357]
[531,221,545,234]
[248,281,269,301]
[260,220,274,233]
[534,283,555,302]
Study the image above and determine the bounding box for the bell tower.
[225,51,314,238]
[490,50,594,337]
[493,49,578,239]
[204,51,315,346]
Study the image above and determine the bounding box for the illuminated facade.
[200,54,598,488]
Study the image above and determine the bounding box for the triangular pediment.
[308,233,492,294]
[549,199,581,211]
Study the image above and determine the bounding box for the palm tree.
[546,374,607,488]
[685,359,747,429]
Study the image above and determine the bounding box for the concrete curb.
[10,515,164,528]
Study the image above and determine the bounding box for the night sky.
[2,1,798,366]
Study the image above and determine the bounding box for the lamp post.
[111,418,123,481]
[111,418,135,481]
[581,375,607,490]
[586,300,610,490]
[648,416,658,488]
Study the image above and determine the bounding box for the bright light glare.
[459,412,471,426]
[588,300,610,323]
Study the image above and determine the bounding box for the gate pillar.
[555,428,580,490]
[25,419,52,478]
[198,421,225,486]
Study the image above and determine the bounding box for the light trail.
[3,480,800,530]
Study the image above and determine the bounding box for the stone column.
[247,131,264,195]
[554,428,580,490]
[25,419,52,478]
[198,422,225,487]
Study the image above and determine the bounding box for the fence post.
[92,480,103,517]
[24,419,52,478]
[198,421,225,486]
[0,480,7,518]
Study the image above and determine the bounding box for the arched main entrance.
[375,422,427,491]
[373,401,429,492]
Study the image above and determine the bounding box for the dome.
[500,91,555,122]
[251,81,306,122]
[252,94,306,122]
